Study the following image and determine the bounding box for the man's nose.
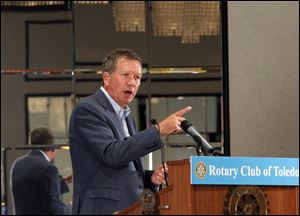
[127,76,136,86]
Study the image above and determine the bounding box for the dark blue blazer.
[69,89,161,215]
[10,150,70,215]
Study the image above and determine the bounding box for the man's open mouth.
[124,90,133,96]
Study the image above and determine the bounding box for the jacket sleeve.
[70,100,162,168]
[39,166,71,215]
[59,175,70,194]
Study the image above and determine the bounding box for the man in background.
[10,127,72,215]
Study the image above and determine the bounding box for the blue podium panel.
[190,156,299,186]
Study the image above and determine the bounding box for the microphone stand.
[194,137,210,156]
[195,146,204,156]
[195,140,225,156]
[152,119,168,189]
[213,151,226,156]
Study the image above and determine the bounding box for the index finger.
[174,106,192,117]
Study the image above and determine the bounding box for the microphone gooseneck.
[152,119,168,187]
[180,120,215,154]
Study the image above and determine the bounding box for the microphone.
[180,120,215,154]
[151,119,168,187]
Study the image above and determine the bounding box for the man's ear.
[102,72,110,87]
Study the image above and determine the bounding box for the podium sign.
[191,156,299,186]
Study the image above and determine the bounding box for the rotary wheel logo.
[141,189,156,211]
[195,162,207,179]
[224,186,270,215]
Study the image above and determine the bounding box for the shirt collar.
[38,150,50,162]
[100,86,131,120]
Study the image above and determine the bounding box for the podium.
[117,159,299,215]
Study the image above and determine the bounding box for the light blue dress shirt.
[100,87,131,137]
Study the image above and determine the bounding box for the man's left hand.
[151,163,168,185]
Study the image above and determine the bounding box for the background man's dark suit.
[69,89,161,215]
[11,150,70,215]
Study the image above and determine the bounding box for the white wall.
[228,1,299,157]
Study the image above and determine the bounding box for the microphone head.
[180,120,192,132]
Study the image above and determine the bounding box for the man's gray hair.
[102,48,142,75]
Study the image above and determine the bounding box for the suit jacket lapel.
[96,89,144,172]
[126,115,144,173]
[95,89,126,139]
[126,114,136,136]
[109,112,126,138]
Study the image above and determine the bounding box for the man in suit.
[69,48,192,215]
[10,127,71,215]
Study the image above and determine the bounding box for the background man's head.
[30,127,56,158]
